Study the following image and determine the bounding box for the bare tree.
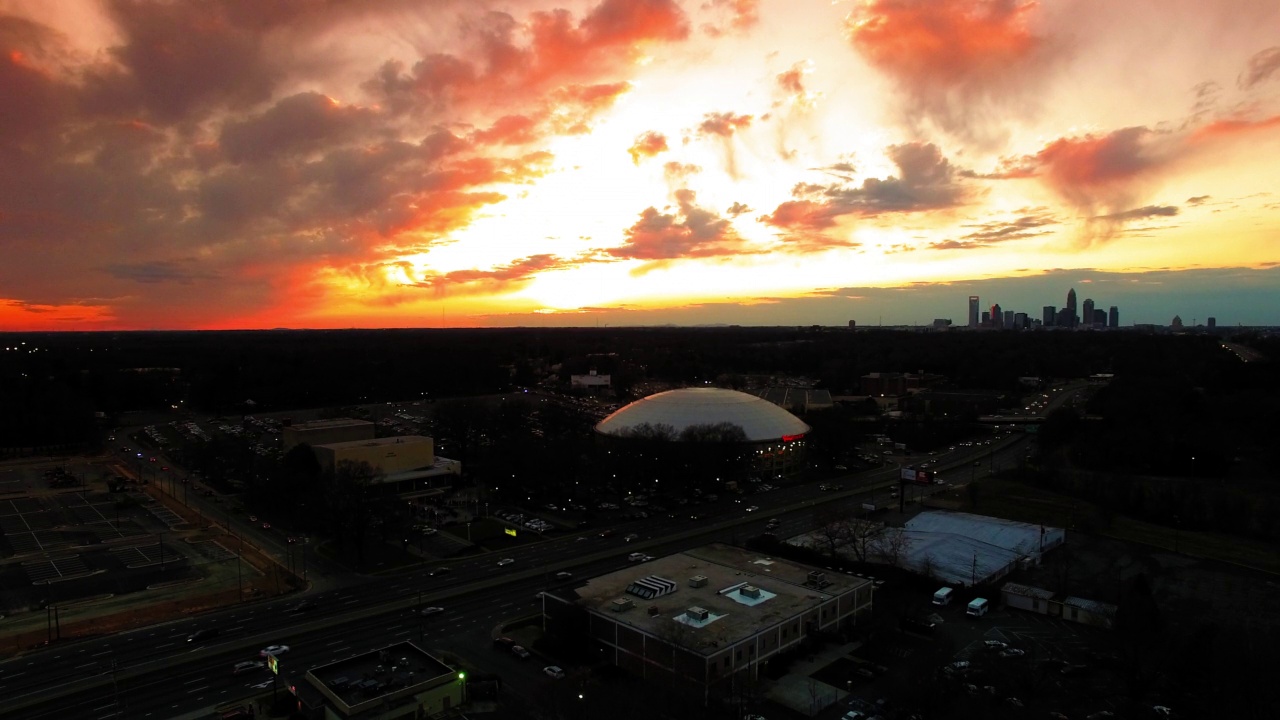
[872,526,910,567]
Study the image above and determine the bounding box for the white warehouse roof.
[595,388,810,443]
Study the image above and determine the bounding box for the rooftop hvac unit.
[740,585,761,599]
[611,598,635,612]
[689,575,708,588]
[686,606,710,621]
[807,571,828,587]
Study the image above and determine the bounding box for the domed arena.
[595,388,811,486]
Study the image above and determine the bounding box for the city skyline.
[2,1,1279,331]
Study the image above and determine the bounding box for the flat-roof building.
[549,543,873,703]
[283,418,376,452]
[289,641,463,718]
[313,436,461,498]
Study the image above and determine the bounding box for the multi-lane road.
[3,433,1033,719]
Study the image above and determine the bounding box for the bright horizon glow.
[1,0,1279,331]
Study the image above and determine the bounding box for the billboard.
[900,467,933,485]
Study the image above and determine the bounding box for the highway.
[2,433,1034,719]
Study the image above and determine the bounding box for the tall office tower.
[1066,288,1077,327]
[981,311,990,325]
[991,304,1003,329]
[1004,310,1015,328]
[1057,307,1071,327]
[1014,312,1028,329]
[1109,306,1119,328]
[968,296,980,328]
[1093,309,1106,326]
[1207,317,1216,329]
[1043,306,1056,327]
[1082,298,1095,327]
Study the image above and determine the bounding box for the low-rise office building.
[288,641,464,719]
[549,543,874,703]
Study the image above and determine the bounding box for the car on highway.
[543,665,566,679]
[261,522,271,530]
[287,600,315,613]
[598,529,616,538]
[497,558,515,566]
[232,660,264,676]
[420,606,445,617]
[249,515,258,522]
[623,533,639,542]
[511,645,531,659]
[428,567,451,576]
[187,628,220,643]
[746,506,759,513]
[259,644,290,657]
[554,571,573,580]
[628,552,647,562]
[493,636,516,649]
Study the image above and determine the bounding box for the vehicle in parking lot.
[259,644,290,657]
[232,661,264,676]
[493,636,515,649]
[543,665,565,679]
[999,648,1026,657]
[497,558,515,566]
[511,645,531,659]
[187,629,219,643]
[628,552,647,562]
[983,640,1007,650]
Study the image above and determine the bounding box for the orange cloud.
[1189,114,1280,143]
[701,0,760,36]
[609,189,749,260]
[846,0,1060,142]
[697,111,753,137]
[629,131,669,163]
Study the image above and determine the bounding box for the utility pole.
[971,554,977,587]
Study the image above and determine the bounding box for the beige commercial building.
[282,418,375,452]
[312,435,461,498]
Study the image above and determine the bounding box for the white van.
[932,587,955,606]
[966,597,990,617]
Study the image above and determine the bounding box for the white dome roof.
[595,388,810,442]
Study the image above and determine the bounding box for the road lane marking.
[326,640,344,646]
[75,662,97,669]
[186,685,209,694]
[92,650,112,657]
[155,643,173,648]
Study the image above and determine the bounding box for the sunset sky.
[2,0,1279,331]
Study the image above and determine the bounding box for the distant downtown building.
[963,291,1122,331]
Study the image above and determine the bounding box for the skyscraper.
[1082,298,1095,328]
[1043,306,1056,327]
[1066,288,1077,328]
[1207,317,1216,329]
[1004,310,1015,329]
[968,296,980,328]
[1108,306,1119,328]
[991,303,1003,329]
